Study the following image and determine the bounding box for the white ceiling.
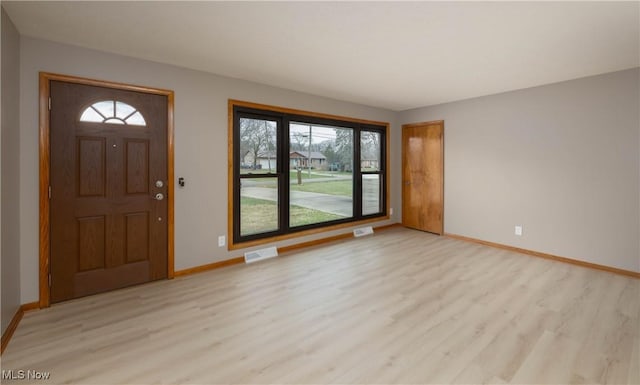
[4,1,639,111]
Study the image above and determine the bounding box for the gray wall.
[10,33,640,307]
[400,68,640,273]
[1,8,22,333]
[19,37,400,304]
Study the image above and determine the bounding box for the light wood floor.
[2,227,639,384]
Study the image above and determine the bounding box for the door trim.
[401,120,444,235]
[39,72,175,308]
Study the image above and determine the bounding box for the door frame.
[39,72,175,308]
[401,120,445,235]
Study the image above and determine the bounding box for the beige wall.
[400,68,640,272]
[1,7,22,332]
[19,37,400,304]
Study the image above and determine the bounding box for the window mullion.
[233,109,242,242]
[354,127,362,219]
[282,117,291,232]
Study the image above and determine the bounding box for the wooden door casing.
[49,80,168,303]
[402,121,444,234]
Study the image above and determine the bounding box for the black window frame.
[233,104,387,245]
[359,127,386,217]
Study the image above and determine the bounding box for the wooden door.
[402,121,444,234]
[50,81,168,303]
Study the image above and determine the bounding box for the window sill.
[228,215,390,250]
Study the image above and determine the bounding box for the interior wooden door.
[402,121,444,234]
[49,80,168,303]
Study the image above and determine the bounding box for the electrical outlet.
[515,225,523,236]
[218,235,226,247]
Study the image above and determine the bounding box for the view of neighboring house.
[242,151,277,170]
[242,151,327,170]
[289,151,326,169]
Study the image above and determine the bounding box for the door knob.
[154,193,164,201]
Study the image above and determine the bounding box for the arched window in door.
[80,100,146,126]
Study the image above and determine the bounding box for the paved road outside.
[242,187,353,217]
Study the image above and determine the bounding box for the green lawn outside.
[241,170,331,183]
[240,196,344,235]
[240,197,278,235]
[259,179,352,197]
[288,170,330,179]
[289,180,352,197]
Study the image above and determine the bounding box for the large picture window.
[231,101,388,246]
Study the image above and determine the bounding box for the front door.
[50,80,168,303]
[402,121,444,234]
